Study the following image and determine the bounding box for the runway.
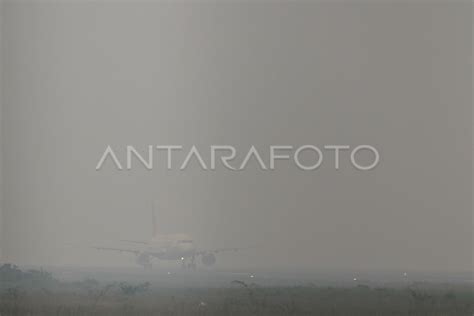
[33,265,472,288]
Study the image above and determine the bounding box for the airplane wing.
[195,247,248,255]
[119,240,150,245]
[94,246,166,257]
[94,246,141,255]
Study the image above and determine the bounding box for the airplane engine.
[201,253,216,266]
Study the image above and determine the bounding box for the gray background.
[0,1,471,273]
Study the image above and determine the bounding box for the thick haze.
[0,2,471,273]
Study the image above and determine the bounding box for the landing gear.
[136,253,152,270]
[190,254,196,270]
[180,255,197,270]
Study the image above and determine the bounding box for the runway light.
[403,272,407,277]
[250,275,254,278]
[167,271,171,275]
[353,278,357,281]
[181,257,185,260]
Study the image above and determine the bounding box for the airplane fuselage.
[149,234,197,260]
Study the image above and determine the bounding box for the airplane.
[94,203,241,270]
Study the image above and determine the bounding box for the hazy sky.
[0,1,471,272]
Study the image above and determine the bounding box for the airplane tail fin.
[152,200,158,237]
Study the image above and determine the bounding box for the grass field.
[0,264,472,315]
